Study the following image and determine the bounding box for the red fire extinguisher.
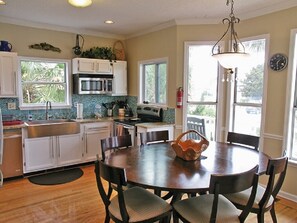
[176,87,183,108]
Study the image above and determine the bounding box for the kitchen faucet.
[45,101,52,120]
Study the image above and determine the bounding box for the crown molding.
[0,15,125,40]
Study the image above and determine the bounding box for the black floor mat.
[28,168,83,185]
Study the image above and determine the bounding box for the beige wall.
[126,7,297,198]
[125,27,177,101]
[0,23,117,59]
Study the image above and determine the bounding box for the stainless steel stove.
[114,105,163,146]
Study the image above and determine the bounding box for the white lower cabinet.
[23,133,82,173]
[57,134,82,166]
[23,121,112,173]
[24,137,55,173]
[82,122,112,161]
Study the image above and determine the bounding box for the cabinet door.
[111,61,127,96]
[96,60,112,74]
[0,52,17,97]
[0,134,22,178]
[83,122,111,161]
[24,137,55,173]
[57,134,82,166]
[72,58,95,73]
[72,58,112,74]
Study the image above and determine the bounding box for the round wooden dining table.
[104,141,269,194]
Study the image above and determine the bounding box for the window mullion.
[155,64,159,103]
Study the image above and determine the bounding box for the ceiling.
[1,0,297,39]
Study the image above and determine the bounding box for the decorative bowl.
[171,130,209,161]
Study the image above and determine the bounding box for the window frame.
[283,28,297,163]
[226,35,269,141]
[18,56,72,110]
[183,41,224,141]
[138,57,168,106]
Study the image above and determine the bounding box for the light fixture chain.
[229,0,235,17]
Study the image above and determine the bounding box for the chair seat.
[173,194,240,223]
[224,185,274,209]
[109,186,172,222]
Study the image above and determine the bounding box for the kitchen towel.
[77,103,83,119]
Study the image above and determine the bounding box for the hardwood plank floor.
[0,165,296,223]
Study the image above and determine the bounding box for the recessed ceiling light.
[68,0,92,8]
[104,20,114,24]
[0,0,6,5]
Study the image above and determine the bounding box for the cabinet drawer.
[83,122,111,131]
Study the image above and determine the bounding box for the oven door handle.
[115,124,134,136]
[123,126,134,130]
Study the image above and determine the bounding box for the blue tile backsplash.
[0,96,175,123]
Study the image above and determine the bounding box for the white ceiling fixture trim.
[68,0,92,8]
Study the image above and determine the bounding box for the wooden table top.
[105,141,270,193]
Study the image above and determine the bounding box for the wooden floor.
[1,165,297,223]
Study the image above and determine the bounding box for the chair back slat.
[209,165,259,194]
[101,135,132,160]
[140,130,169,145]
[99,160,127,186]
[227,131,260,150]
[187,116,206,139]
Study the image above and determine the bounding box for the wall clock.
[269,53,288,71]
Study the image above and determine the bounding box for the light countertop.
[3,118,174,129]
[135,122,175,128]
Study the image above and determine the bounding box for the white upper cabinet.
[72,58,112,74]
[72,58,127,95]
[0,52,18,97]
[111,60,127,96]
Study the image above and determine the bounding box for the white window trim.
[18,56,72,110]
[138,57,169,108]
[283,28,297,164]
[183,41,225,141]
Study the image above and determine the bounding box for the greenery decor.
[81,47,116,61]
[29,42,61,52]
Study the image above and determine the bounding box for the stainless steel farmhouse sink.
[25,119,80,138]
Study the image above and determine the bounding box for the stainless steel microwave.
[73,74,113,94]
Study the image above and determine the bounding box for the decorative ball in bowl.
[171,130,209,161]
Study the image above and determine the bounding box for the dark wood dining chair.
[173,165,259,223]
[224,156,288,223]
[100,134,133,196]
[140,130,169,145]
[140,130,171,198]
[95,159,172,223]
[227,131,260,150]
[101,134,132,161]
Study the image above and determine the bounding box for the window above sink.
[18,56,72,110]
